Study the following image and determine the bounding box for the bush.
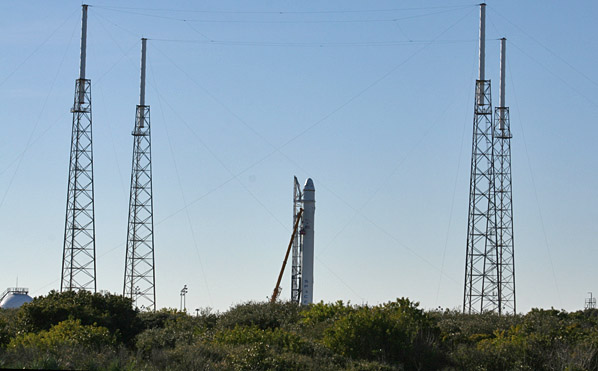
[2,343,135,370]
[16,290,140,345]
[218,301,303,331]
[302,300,356,325]
[142,342,227,370]
[434,309,522,347]
[0,309,19,347]
[0,313,11,347]
[221,341,338,371]
[215,325,307,353]
[135,324,196,357]
[322,298,442,368]
[6,293,598,370]
[8,318,115,351]
[3,318,127,370]
[135,309,216,359]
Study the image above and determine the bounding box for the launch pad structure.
[291,177,316,305]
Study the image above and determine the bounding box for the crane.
[271,208,303,303]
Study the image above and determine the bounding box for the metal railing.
[0,287,29,302]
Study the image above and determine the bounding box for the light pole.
[134,286,140,308]
[180,285,188,312]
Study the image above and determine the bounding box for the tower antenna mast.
[124,38,156,311]
[494,37,516,314]
[463,3,499,314]
[61,4,97,292]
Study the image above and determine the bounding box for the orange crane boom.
[271,208,303,303]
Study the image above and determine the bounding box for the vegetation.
[1,291,598,370]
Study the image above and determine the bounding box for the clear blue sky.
[1,0,597,314]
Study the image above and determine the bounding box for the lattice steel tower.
[291,176,303,303]
[124,38,156,311]
[61,4,97,292]
[494,38,516,314]
[464,3,499,313]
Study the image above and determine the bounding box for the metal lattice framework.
[124,104,155,311]
[61,77,97,292]
[291,176,303,303]
[464,79,499,314]
[494,106,515,314]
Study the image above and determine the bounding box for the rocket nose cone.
[304,178,315,191]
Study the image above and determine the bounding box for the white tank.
[0,288,32,309]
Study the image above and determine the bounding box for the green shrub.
[0,313,10,347]
[8,318,115,350]
[137,308,180,330]
[322,298,441,368]
[302,300,356,325]
[136,325,198,358]
[2,343,135,370]
[135,310,215,359]
[434,310,521,346]
[0,308,19,347]
[217,301,303,331]
[16,290,140,345]
[215,325,307,353]
[300,300,356,341]
[6,293,598,370]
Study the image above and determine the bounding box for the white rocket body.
[301,178,315,305]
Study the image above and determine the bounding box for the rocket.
[301,178,315,305]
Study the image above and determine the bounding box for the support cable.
[151,67,214,307]
[92,4,475,15]
[146,8,474,286]
[0,9,78,88]
[490,6,598,88]
[0,20,78,211]
[509,41,597,108]
[507,60,562,307]
[435,50,477,307]
[150,80,289,232]
[150,6,474,182]
[33,4,473,302]
[92,5,474,24]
